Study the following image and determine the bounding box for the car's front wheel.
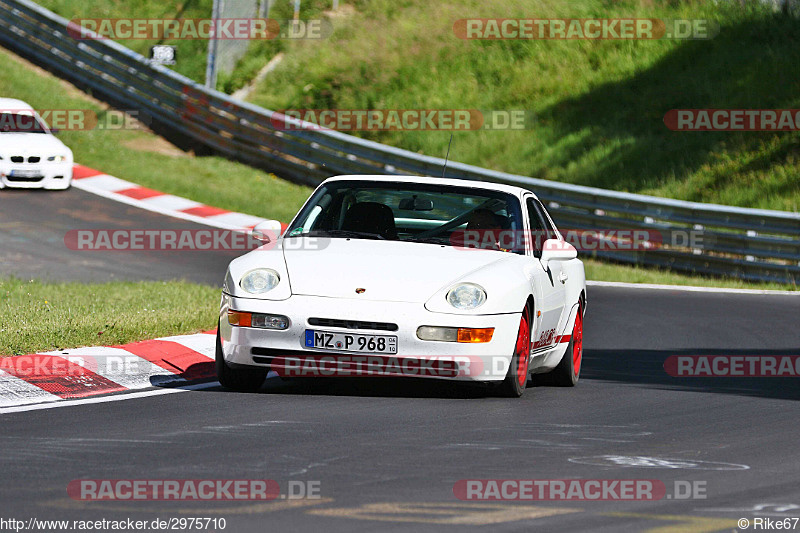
[495,307,532,398]
[215,325,267,392]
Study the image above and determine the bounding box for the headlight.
[240,268,280,294]
[446,283,487,310]
[47,155,67,162]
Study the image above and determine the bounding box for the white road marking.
[0,382,219,415]
[73,174,135,192]
[587,280,798,295]
[139,194,203,211]
[40,346,188,390]
[72,180,262,231]
[0,369,61,407]
[204,211,269,228]
[157,333,217,359]
[569,455,750,470]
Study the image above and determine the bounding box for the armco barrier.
[1,0,798,284]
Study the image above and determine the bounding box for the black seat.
[341,202,398,239]
[464,209,512,250]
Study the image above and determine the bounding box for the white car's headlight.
[446,283,487,310]
[240,268,280,294]
[47,155,67,162]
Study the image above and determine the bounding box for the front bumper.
[0,161,73,189]
[219,293,521,381]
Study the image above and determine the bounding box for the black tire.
[538,304,583,387]
[495,307,532,398]
[215,327,267,392]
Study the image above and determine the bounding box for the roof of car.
[322,174,538,199]
[0,98,34,111]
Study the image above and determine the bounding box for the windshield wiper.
[404,235,451,245]
[308,229,387,240]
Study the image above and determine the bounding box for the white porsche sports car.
[0,98,74,190]
[217,175,586,397]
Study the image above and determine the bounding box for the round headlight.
[240,268,280,294]
[446,283,487,310]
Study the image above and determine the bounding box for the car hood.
[282,237,510,303]
[0,133,69,155]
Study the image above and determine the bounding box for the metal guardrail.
[1,0,798,284]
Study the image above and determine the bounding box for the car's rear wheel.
[215,325,267,392]
[542,304,583,387]
[496,307,531,398]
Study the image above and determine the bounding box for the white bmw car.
[0,98,74,190]
[217,175,586,397]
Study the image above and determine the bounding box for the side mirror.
[540,239,577,269]
[251,220,283,243]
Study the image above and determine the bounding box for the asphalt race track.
[2,188,799,532]
[0,188,238,285]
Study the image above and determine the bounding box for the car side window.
[526,198,546,258]
[533,199,558,241]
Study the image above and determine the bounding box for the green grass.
[0,278,219,356]
[584,259,796,291]
[36,0,214,84]
[30,0,800,211]
[34,0,335,93]
[245,0,800,212]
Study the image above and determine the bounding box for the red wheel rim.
[515,312,531,387]
[572,307,583,376]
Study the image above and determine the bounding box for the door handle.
[558,271,568,284]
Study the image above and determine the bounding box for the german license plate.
[305,329,397,354]
[10,169,41,177]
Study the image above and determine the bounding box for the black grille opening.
[7,175,43,182]
[10,156,23,163]
[251,347,308,359]
[27,156,40,163]
[308,317,398,332]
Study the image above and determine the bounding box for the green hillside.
[35,0,800,212]
[245,0,800,211]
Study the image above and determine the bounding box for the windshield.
[0,112,48,134]
[285,180,525,254]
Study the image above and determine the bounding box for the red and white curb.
[71,164,273,231]
[0,331,218,410]
[0,163,294,412]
